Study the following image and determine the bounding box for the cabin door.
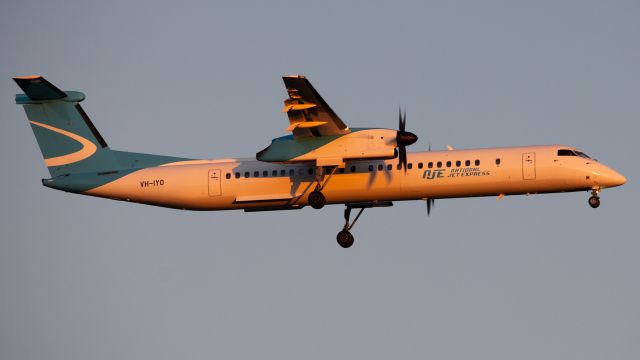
[522,153,536,180]
[208,169,221,196]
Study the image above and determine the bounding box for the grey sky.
[1,1,638,359]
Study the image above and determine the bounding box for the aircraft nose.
[597,168,627,188]
[610,171,627,187]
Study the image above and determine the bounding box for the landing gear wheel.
[336,205,364,249]
[336,230,354,248]
[308,190,326,209]
[588,195,600,208]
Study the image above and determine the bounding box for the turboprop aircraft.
[14,75,626,248]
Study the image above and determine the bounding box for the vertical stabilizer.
[14,76,118,177]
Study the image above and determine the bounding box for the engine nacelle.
[256,128,398,166]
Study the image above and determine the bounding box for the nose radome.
[611,171,627,187]
[601,168,627,188]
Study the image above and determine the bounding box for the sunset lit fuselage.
[14,75,628,248]
[44,144,626,211]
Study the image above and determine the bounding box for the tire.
[588,196,600,209]
[336,230,354,248]
[308,190,326,209]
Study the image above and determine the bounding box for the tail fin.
[14,76,118,177]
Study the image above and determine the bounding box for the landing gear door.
[522,153,536,180]
[208,169,221,196]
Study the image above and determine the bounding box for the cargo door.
[522,153,536,180]
[208,169,221,196]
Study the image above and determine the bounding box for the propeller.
[396,107,418,172]
[426,198,435,216]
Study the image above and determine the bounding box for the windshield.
[557,149,591,159]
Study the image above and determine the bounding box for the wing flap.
[282,75,350,138]
[281,102,317,112]
[285,121,328,131]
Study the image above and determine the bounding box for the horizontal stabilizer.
[13,76,67,100]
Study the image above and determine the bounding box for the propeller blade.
[398,107,405,132]
[395,107,416,172]
[402,110,406,132]
[426,198,435,216]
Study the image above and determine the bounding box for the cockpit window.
[558,149,592,158]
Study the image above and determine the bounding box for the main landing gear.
[588,188,601,209]
[335,201,393,248]
[337,205,365,248]
[308,166,338,209]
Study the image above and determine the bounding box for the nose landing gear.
[588,188,600,208]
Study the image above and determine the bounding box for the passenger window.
[397,163,402,170]
[446,161,451,167]
[350,165,356,173]
[455,160,461,167]
[254,171,259,177]
[263,171,269,177]
[378,164,383,171]
[225,173,231,179]
[338,168,345,174]
[408,163,413,169]
[428,162,433,168]
[308,168,313,175]
[289,169,295,177]
[272,170,278,176]
[475,159,480,166]
[437,161,442,168]
[387,164,392,171]
[465,160,470,166]
[368,165,374,171]
[495,158,501,165]
[418,162,423,169]
[244,172,250,178]
[280,169,286,176]
[235,172,240,179]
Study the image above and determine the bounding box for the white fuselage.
[83,145,626,210]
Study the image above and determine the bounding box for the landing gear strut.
[588,188,600,209]
[337,205,365,248]
[308,166,338,209]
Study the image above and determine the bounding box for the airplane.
[13,75,626,248]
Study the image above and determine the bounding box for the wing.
[281,75,350,138]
